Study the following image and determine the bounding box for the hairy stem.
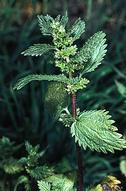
[71,93,84,191]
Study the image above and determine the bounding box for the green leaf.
[37,14,54,35]
[3,158,23,174]
[29,166,54,180]
[62,178,74,191]
[21,44,54,56]
[13,74,69,90]
[60,12,68,27]
[70,18,85,40]
[74,31,107,73]
[71,110,126,153]
[46,174,74,191]
[38,181,51,191]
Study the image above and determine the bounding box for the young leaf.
[37,15,54,35]
[70,18,85,40]
[71,110,126,153]
[13,74,69,90]
[74,31,107,73]
[38,181,51,191]
[60,12,68,27]
[21,44,54,56]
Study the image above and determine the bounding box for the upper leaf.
[71,110,126,153]
[55,12,68,27]
[74,31,107,73]
[21,44,54,56]
[70,18,85,40]
[37,15,54,35]
[60,12,68,27]
[13,74,69,90]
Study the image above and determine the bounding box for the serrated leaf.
[3,158,23,174]
[47,174,74,191]
[21,44,54,56]
[29,166,54,180]
[13,74,69,90]
[71,110,126,153]
[38,181,51,191]
[74,31,107,73]
[70,18,85,40]
[60,12,68,27]
[37,14,54,35]
[62,179,74,191]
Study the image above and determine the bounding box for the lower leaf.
[38,181,51,191]
[71,110,126,153]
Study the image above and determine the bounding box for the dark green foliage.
[0,137,74,191]
[0,137,22,174]
[0,137,21,159]
[3,158,23,174]
[29,166,54,180]
[24,141,44,168]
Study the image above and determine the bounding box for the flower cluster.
[51,21,80,73]
[66,77,89,93]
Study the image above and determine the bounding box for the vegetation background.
[0,0,126,189]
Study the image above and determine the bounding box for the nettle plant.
[13,13,126,191]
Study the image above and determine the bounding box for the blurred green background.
[0,0,126,189]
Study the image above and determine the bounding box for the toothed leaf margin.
[71,110,126,153]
